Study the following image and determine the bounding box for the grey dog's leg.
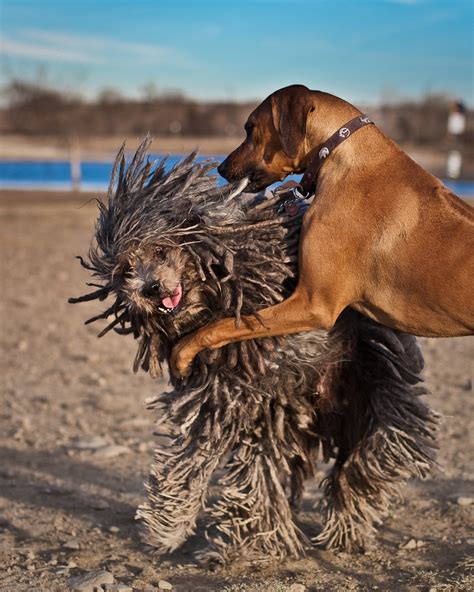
[137,433,230,554]
[314,325,439,551]
[196,433,309,563]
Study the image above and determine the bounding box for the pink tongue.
[162,284,182,309]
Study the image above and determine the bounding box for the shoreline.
[2,134,473,182]
[0,134,244,161]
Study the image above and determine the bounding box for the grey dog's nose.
[142,282,161,298]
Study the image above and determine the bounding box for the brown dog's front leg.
[170,288,335,378]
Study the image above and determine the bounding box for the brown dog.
[171,84,474,377]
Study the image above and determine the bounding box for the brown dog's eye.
[245,122,254,135]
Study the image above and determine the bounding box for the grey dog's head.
[70,139,295,377]
[120,244,184,315]
[114,241,208,334]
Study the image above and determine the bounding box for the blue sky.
[1,0,473,104]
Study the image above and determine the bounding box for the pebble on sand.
[158,580,173,590]
[93,499,111,510]
[94,444,132,459]
[290,584,306,592]
[399,538,425,550]
[456,496,473,507]
[68,569,114,591]
[63,538,81,550]
[72,436,109,450]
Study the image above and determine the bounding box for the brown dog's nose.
[217,160,228,180]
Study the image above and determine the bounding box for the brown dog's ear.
[271,85,314,159]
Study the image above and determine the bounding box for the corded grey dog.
[70,138,439,563]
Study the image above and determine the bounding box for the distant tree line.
[0,79,254,139]
[1,79,472,148]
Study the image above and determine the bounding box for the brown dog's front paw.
[170,337,196,379]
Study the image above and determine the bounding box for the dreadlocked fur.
[70,136,440,563]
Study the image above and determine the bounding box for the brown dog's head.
[218,84,316,192]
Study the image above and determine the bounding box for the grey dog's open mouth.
[157,283,183,314]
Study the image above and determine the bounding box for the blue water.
[0,155,223,191]
[1,157,473,197]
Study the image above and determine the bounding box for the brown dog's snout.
[218,155,249,183]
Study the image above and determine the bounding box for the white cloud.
[1,37,105,64]
[1,28,194,67]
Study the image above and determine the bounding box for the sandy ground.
[0,190,473,592]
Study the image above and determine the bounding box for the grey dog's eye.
[155,247,167,262]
